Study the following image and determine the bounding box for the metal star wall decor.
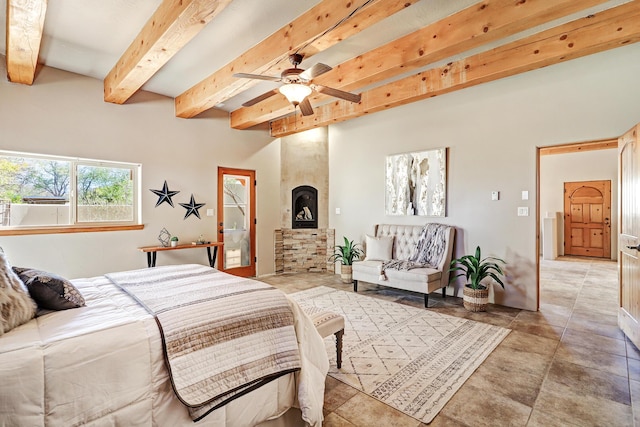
[150,180,180,207]
[179,194,205,219]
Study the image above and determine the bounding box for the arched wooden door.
[563,180,611,258]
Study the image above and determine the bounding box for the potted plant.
[329,236,363,283]
[449,246,505,312]
[170,236,179,247]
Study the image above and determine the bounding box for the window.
[0,150,141,233]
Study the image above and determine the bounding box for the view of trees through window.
[0,153,137,227]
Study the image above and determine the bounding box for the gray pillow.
[13,268,85,311]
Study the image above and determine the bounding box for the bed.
[0,263,329,427]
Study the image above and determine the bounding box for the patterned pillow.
[13,268,85,311]
[0,253,37,336]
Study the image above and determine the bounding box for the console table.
[138,242,223,268]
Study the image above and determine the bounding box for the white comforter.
[0,268,328,426]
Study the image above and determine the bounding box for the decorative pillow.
[0,252,37,336]
[364,235,394,261]
[13,268,85,311]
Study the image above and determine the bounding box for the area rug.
[289,286,510,424]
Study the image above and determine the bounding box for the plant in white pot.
[449,246,505,312]
[329,236,363,284]
[170,236,179,247]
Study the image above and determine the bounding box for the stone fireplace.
[275,128,335,273]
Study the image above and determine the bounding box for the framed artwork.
[385,147,447,216]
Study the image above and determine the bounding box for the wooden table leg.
[206,246,219,268]
[146,251,157,267]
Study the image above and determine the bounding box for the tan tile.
[627,338,640,360]
[630,380,640,427]
[628,357,640,382]
[324,376,359,413]
[515,307,568,328]
[570,307,618,326]
[499,330,559,357]
[480,344,553,379]
[527,409,582,427]
[323,412,357,427]
[464,360,544,407]
[565,315,626,340]
[561,328,626,357]
[546,360,630,405]
[440,383,532,427]
[425,413,469,427]
[333,393,421,427]
[508,318,564,340]
[534,378,633,426]
[554,342,628,378]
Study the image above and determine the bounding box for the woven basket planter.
[463,286,489,312]
[340,265,353,284]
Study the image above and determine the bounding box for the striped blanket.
[106,264,302,421]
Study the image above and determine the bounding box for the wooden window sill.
[0,224,144,236]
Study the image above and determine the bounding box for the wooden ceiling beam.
[270,1,640,137]
[231,0,611,130]
[104,0,233,104]
[174,0,418,118]
[5,0,47,85]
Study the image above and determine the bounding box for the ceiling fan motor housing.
[281,67,305,83]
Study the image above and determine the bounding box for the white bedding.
[0,268,329,426]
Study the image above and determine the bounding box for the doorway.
[538,139,618,310]
[217,167,256,277]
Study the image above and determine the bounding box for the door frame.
[536,138,618,310]
[217,167,256,277]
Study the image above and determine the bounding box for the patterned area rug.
[289,286,510,424]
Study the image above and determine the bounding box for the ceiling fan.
[233,53,361,116]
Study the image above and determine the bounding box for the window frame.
[0,150,143,235]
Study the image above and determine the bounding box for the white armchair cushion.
[364,235,394,261]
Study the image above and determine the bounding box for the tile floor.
[259,256,639,427]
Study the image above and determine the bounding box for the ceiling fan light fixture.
[279,83,312,105]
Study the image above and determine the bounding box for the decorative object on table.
[289,286,510,424]
[179,194,206,219]
[329,236,363,283]
[158,228,171,247]
[170,236,179,247]
[193,234,208,245]
[385,147,447,217]
[150,180,180,207]
[449,245,506,312]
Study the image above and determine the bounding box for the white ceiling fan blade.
[299,63,332,81]
[313,85,361,103]
[233,73,281,82]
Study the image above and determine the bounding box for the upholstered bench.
[301,306,344,368]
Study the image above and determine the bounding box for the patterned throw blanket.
[106,264,302,421]
[379,223,450,281]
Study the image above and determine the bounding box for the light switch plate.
[491,191,499,201]
[335,207,341,215]
[522,190,529,200]
[206,209,214,217]
[517,207,529,216]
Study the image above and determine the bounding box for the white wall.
[540,149,618,260]
[0,59,280,278]
[328,43,640,311]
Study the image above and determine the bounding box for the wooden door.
[563,180,611,258]
[217,167,256,277]
[619,124,640,349]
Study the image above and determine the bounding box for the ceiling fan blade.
[298,98,314,116]
[233,72,281,82]
[242,89,280,107]
[314,85,361,103]
[299,63,332,81]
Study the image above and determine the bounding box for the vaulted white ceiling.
[2,0,638,137]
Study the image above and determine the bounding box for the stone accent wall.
[275,228,335,273]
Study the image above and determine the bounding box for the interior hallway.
[259,256,639,426]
